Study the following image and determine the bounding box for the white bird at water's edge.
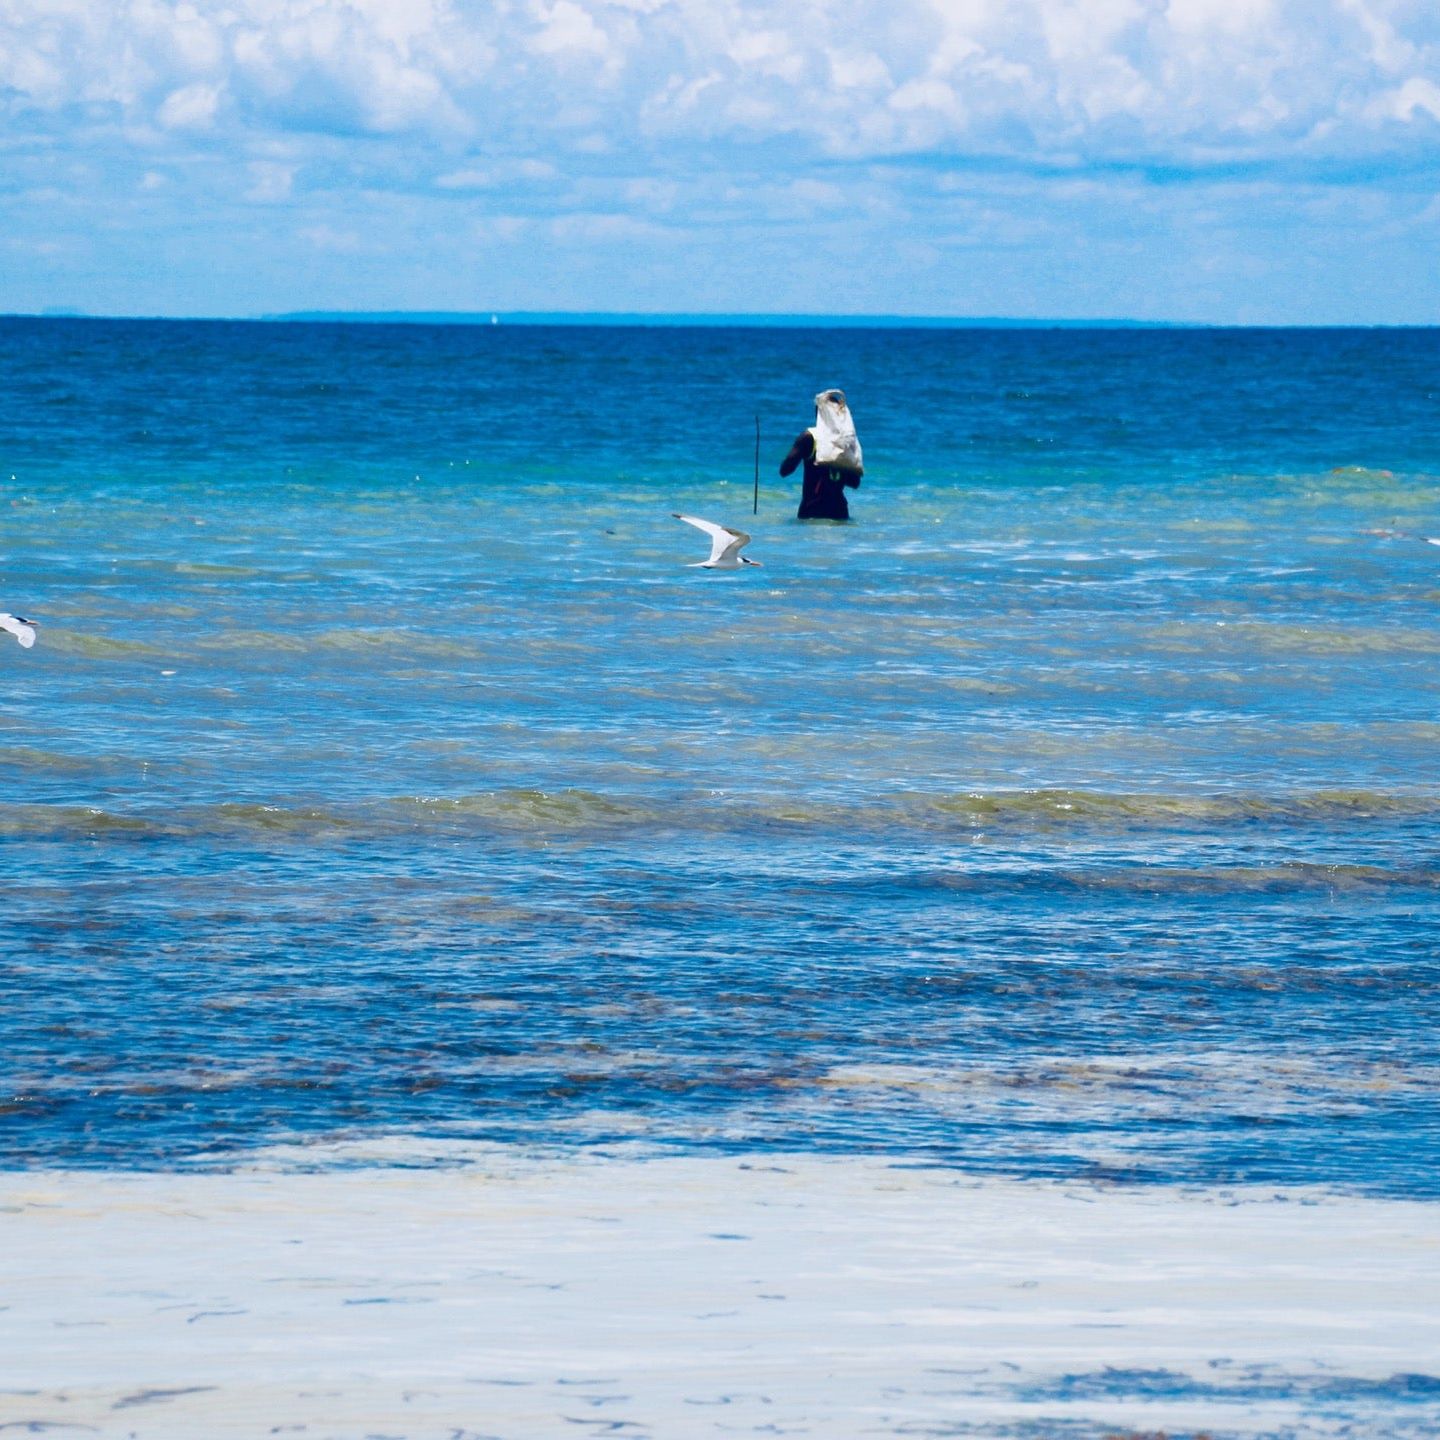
[1,613,36,648]
[672,514,762,569]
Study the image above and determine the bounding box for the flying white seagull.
[1,613,36,648]
[672,514,762,569]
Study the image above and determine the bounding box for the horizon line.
[7,308,1440,330]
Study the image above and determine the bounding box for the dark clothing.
[779,430,861,520]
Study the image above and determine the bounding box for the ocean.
[2,317,1438,1191]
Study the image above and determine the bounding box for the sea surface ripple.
[1,318,1437,1188]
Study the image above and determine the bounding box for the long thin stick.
[753,415,760,515]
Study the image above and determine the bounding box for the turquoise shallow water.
[1,318,1438,1185]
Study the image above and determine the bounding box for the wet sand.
[3,1146,1438,1438]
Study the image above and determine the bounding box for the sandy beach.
[3,1145,1438,1438]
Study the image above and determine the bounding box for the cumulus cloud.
[0,0,1436,169]
[1373,74,1440,122]
[157,82,222,130]
[529,0,613,61]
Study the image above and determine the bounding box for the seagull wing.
[672,513,749,565]
[715,526,752,564]
[0,613,36,648]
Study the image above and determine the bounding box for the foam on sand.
[2,1146,1438,1438]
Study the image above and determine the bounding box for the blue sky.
[2,0,1438,323]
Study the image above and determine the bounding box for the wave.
[813,1053,1440,1100]
[44,632,167,658]
[909,787,1440,823]
[0,802,352,839]
[3,786,1438,846]
[1,746,104,774]
[1148,620,1440,655]
[192,627,478,658]
[1000,861,1437,894]
[396,790,655,827]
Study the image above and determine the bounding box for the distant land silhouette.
[264,311,1186,328]
[8,311,1431,329]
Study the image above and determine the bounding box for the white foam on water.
[2,1146,1437,1438]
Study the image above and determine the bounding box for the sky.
[1,0,1438,323]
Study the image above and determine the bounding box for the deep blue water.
[1,317,1437,1187]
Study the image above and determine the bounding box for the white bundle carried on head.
[809,388,863,474]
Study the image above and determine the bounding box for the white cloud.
[436,158,558,189]
[298,221,367,251]
[0,0,1435,168]
[549,210,667,241]
[435,166,494,189]
[244,159,295,201]
[472,214,532,241]
[1374,75,1440,122]
[827,50,893,92]
[529,0,611,59]
[157,81,222,129]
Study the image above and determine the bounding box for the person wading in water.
[779,388,863,521]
